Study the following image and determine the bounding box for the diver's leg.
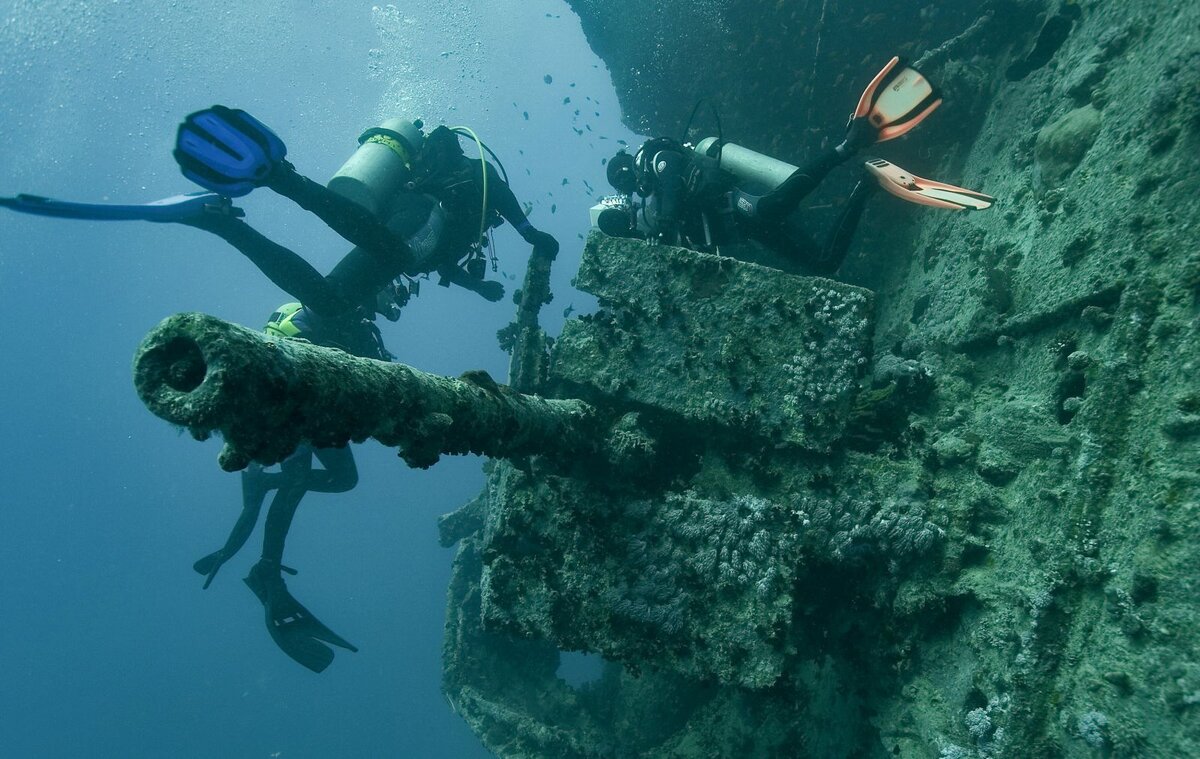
[750,219,823,276]
[756,148,848,222]
[324,245,409,312]
[266,164,415,274]
[306,446,358,494]
[810,177,877,276]
[260,451,314,567]
[182,214,354,316]
[244,447,358,672]
[193,464,275,588]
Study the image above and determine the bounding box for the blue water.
[0,2,645,756]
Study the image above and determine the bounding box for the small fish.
[572,127,583,136]
[583,180,594,192]
[563,304,575,318]
[618,139,627,146]
[601,158,608,165]
[563,96,571,105]
[585,124,593,132]
[570,83,576,87]
[561,178,569,185]
[518,149,524,154]
[551,204,557,214]
[523,111,529,121]
[543,74,553,84]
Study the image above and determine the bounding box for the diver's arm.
[266,163,416,274]
[645,149,689,245]
[487,165,559,258]
[437,263,505,302]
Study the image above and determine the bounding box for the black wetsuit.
[187,130,548,316]
[628,139,873,276]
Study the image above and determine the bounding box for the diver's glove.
[527,230,560,260]
[476,280,505,302]
[515,220,560,260]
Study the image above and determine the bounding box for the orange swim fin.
[865,158,995,211]
[852,57,943,143]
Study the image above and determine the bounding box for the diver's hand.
[527,230,560,259]
[476,280,505,302]
[838,115,879,156]
[193,549,228,589]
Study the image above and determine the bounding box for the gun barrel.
[133,312,596,471]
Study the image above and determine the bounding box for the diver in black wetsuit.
[191,302,390,673]
[604,137,876,276]
[174,107,560,320]
[600,57,993,277]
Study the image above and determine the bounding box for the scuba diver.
[191,302,391,673]
[0,106,559,671]
[598,57,994,276]
[2,105,560,319]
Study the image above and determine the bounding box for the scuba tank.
[692,137,798,195]
[327,117,426,218]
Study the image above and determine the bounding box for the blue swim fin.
[0,191,243,222]
[175,105,287,197]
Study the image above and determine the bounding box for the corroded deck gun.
[133,312,601,471]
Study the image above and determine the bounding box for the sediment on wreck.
[442,0,1200,756]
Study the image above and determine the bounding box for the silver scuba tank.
[692,137,798,195]
[328,118,426,218]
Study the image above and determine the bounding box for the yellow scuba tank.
[692,137,799,195]
[327,118,426,218]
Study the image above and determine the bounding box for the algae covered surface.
[439,0,1200,756]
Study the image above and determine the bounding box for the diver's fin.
[175,105,287,197]
[0,191,242,222]
[244,561,357,674]
[865,158,995,211]
[852,57,942,143]
[193,550,226,589]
